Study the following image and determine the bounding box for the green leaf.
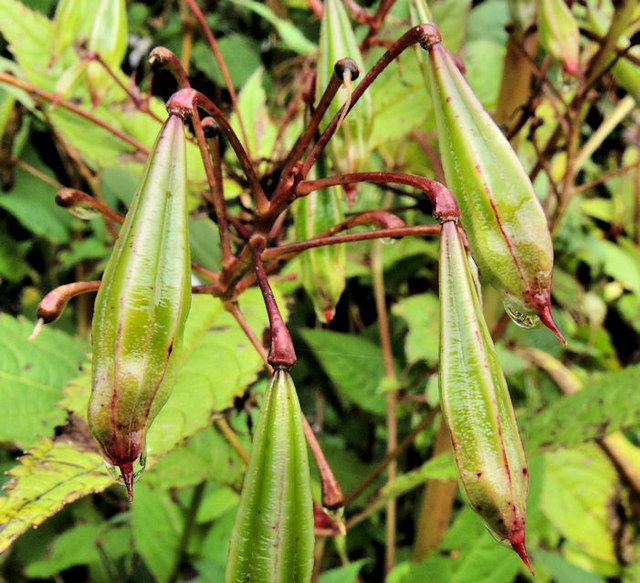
[0,436,113,554]
[318,559,369,583]
[403,505,522,582]
[534,548,607,583]
[519,363,640,454]
[539,444,620,575]
[296,328,386,414]
[0,145,73,243]
[230,0,317,54]
[229,68,278,166]
[132,482,183,583]
[0,313,88,448]
[24,523,103,578]
[189,217,222,274]
[392,292,440,365]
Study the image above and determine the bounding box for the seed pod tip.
[509,529,534,576]
[538,304,565,344]
[120,463,135,502]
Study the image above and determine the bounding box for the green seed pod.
[294,172,345,323]
[226,369,314,583]
[88,114,191,500]
[507,0,538,35]
[439,220,532,573]
[538,0,580,76]
[317,0,372,174]
[87,0,127,105]
[425,40,563,341]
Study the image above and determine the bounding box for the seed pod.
[439,219,532,573]
[226,369,314,583]
[425,40,563,341]
[538,0,580,76]
[317,0,372,174]
[88,114,191,500]
[86,0,127,105]
[294,175,346,323]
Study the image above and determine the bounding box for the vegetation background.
[0,0,640,581]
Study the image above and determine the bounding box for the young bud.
[88,114,191,500]
[439,220,532,574]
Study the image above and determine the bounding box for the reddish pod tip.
[509,529,535,576]
[324,309,335,325]
[120,463,135,502]
[538,303,566,344]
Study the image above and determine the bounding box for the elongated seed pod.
[439,219,532,573]
[425,40,563,341]
[226,369,314,583]
[538,0,580,76]
[50,0,91,64]
[317,0,372,174]
[88,114,191,500]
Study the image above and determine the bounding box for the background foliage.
[1,0,640,581]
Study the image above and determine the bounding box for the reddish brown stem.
[182,0,251,152]
[296,171,459,221]
[251,238,296,368]
[302,25,441,177]
[302,416,344,510]
[167,88,269,213]
[149,47,191,90]
[190,109,234,266]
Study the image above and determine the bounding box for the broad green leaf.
[519,363,640,454]
[132,482,183,583]
[534,549,607,583]
[402,505,522,582]
[24,523,103,578]
[432,0,473,53]
[392,292,440,365]
[0,313,88,448]
[0,437,112,554]
[230,0,317,54]
[189,217,223,274]
[464,39,505,111]
[0,145,72,243]
[229,68,278,166]
[296,328,386,414]
[144,426,246,492]
[318,559,369,583]
[539,444,620,575]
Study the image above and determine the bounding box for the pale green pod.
[87,0,127,104]
[507,0,538,35]
[538,0,581,76]
[425,40,563,341]
[226,369,314,583]
[88,114,191,500]
[439,220,532,572]
[317,0,372,174]
[294,178,346,323]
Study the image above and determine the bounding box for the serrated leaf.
[318,559,369,583]
[519,363,640,454]
[0,436,112,554]
[539,444,619,574]
[296,328,386,414]
[0,313,88,448]
[392,293,440,365]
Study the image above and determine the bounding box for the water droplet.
[504,305,540,329]
[103,449,147,483]
[378,236,398,246]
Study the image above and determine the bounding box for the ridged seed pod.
[425,40,563,341]
[88,114,191,500]
[226,369,314,583]
[439,220,532,572]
